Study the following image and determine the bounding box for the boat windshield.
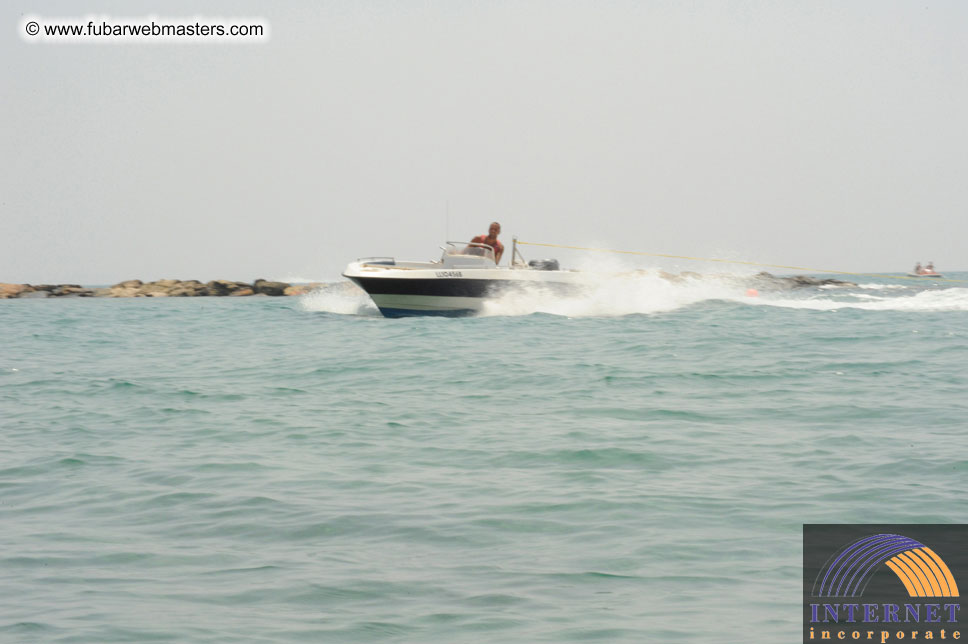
[441,242,495,263]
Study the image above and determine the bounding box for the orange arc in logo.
[885,547,960,598]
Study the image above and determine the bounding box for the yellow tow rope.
[515,240,966,284]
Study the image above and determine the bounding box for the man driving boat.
[468,222,504,264]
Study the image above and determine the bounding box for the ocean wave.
[852,283,910,290]
[751,287,968,312]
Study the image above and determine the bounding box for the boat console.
[439,242,497,269]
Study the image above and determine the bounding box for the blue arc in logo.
[815,534,926,597]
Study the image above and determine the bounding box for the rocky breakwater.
[0,279,324,299]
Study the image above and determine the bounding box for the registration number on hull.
[435,271,463,278]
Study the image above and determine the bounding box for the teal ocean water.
[3,273,967,643]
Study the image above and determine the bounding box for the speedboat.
[908,265,943,278]
[342,239,585,317]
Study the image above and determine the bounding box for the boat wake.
[298,283,380,316]
[749,286,968,313]
[300,276,968,318]
[479,271,753,317]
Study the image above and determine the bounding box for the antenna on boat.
[445,200,450,242]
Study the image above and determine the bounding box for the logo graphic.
[803,525,964,644]
[814,533,960,598]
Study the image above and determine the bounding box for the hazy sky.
[4,1,967,284]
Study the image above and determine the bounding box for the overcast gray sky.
[4,1,966,284]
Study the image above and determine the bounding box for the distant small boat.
[908,264,943,278]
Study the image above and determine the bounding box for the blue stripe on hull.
[378,307,478,318]
[350,276,497,297]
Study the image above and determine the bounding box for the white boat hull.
[342,261,586,317]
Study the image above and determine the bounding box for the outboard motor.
[528,259,560,271]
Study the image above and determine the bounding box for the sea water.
[2,273,967,643]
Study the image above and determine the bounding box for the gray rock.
[51,285,93,297]
[253,279,290,296]
[205,280,252,296]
